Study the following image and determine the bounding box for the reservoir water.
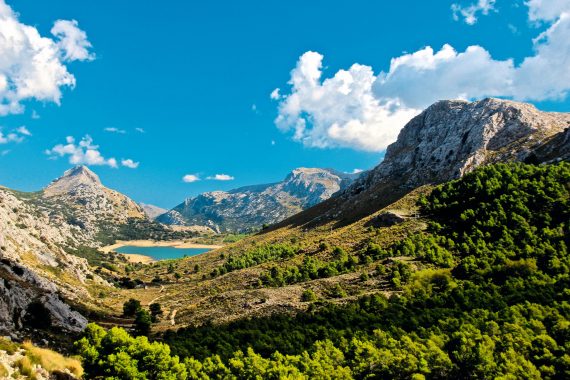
[114,245,212,260]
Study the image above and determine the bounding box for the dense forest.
[75,162,570,379]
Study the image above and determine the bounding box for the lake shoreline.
[101,240,223,263]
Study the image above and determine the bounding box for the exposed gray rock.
[41,166,146,242]
[275,98,570,228]
[0,259,87,335]
[363,98,570,190]
[368,212,406,228]
[157,168,362,232]
[139,203,168,220]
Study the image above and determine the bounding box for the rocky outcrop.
[157,168,362,232]
[41,166,146,242]
[0,262,87,334]
[271,98,570,229]
[359,98,570,190]
[0,186,97,335]
[0,165,149,336]
[139,203,168,220]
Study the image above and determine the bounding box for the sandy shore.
[122,253,155,264]
[101,239,223,253]
[100,240,223,263]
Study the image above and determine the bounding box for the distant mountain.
[157,168,362,232]
[139,203,168,220]
[269,98,570,230]
[39,165,146,242]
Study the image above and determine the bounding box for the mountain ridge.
[267,98,570,231]
[157,167,362,232]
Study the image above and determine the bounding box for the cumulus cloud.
[527,0,570,23]
[51,20,94,61]
[451,0,496,25]
[104,127,126,134]
[121,159,139,169]
[273,2,570,151]
[373,44,514,109]
[207,174,235,181]
[46,135,137,169]
[0,125,30,144]
[182,174,200,183]
[0,1,93,116]
[273,51,420,151]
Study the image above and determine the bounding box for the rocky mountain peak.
[365,97,570,188]
[40,166,146,240]
[275,98,570,229]
[44,165,102,196]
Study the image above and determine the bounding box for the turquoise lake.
[114,245,212,260]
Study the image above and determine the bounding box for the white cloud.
[51,20,94,62]
[135,128,145,133]
[451,0,496,25]
[16,126,31,136]
[121,159,139,169]
[270,88,281,100]
[373,44,514,109]
[45,135,136,169]
[0,131,21,143]
[350,168,363,174]
[31,110,40,119]
[0,1,93,116]
[207,174,235,181]
[182,174,200,183]
[273,51,420,151]
[273,2,570,151]
[527,0,570,23]
[0,125,30,144]
[104,127,126,134]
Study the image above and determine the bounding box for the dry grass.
[0,337,18,355]
[15,356,34,378]
[113,187,433,328]
[22,341,83,378]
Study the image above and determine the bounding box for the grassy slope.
[120,185,432,329]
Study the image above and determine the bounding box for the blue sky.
[0,0,568,208]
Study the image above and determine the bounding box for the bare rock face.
[0,261,87,334]
[139,203,168,220]
[0,187,96,335]
[365,98,570,190]
[273,98,570,229]
[157,168,362,232]
[42,166,146,242]
[0,165,149,336]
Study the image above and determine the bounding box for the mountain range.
[156,168,362,232]
[0,97,568,342]
[270,98,570,231]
